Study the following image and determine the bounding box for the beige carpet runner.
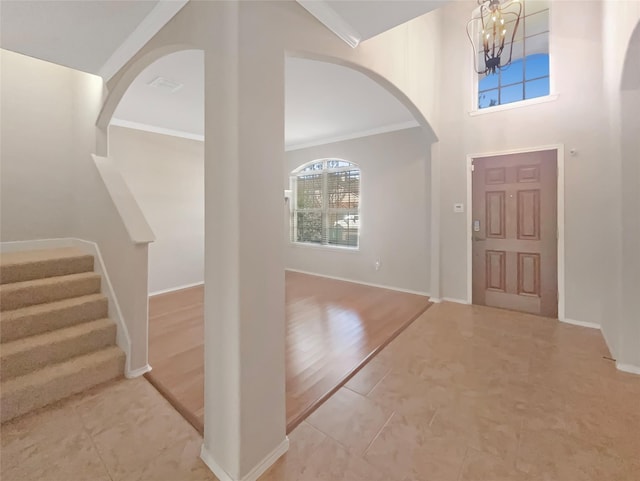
[0,247,125,423]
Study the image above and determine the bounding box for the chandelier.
[467,0,523,75]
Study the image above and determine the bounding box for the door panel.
[486,250,506,291]
[472,150,557,317]
[486,191,506,238]
[517,190,540,240]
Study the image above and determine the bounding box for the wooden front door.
[472,150,558,317]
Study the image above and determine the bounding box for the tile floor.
[3,302,639,481]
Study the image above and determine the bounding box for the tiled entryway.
[3,302,639,481]
[261,302,640,480]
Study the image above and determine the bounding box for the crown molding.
[110,118,204,142]
[296,0,361,48]
[285,121,419,151]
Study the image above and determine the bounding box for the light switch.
[453,203,464,213]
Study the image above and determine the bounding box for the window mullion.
[322,171,328,245]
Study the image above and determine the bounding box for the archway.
[286,50,438,144]
[103,47,206,430]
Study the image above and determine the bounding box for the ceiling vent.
[147,76,183,93]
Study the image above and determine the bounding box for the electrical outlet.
[375,259,381,271]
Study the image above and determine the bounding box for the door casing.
[466,144,565,321]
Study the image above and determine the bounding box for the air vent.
[147,76,183,93]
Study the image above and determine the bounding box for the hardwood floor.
[146,272,431,433]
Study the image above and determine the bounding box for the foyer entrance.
[471,149,558,317]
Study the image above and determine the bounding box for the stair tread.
[1,346,124,394]
[1,318,115,357]
[0,248,89,267]
[0,271,100,292]
[1,293,106,321]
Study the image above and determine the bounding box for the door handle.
[473,236,486,242]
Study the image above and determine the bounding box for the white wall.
[109,126,204,294]
[285,127,431,294]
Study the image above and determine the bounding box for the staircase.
[0,247,125,423]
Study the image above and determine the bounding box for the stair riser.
[1,323,117,380]
[0,276,101,311]
[1,297,108,343]
[0,256,94,284]
[0,352,125,423]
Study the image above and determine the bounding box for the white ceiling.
[113,50,205,139]
[298,0,447,46]
[111,52,417,149]
[284,57,416,149]
[1,0,440,146]
[0,0,187,79]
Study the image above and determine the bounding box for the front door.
[472,150,558,317]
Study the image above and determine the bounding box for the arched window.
[290,159,360,248]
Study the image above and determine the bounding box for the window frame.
[290,158,361,251]
[470,0,554,114]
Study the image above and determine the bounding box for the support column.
[430,141,442,302]
[618,88,640,372]
[200,2,288,480]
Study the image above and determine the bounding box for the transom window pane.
[477,0,550,109]
[291,159,360,249]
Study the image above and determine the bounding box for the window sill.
[469,94,559,116]
[289,242,360,253]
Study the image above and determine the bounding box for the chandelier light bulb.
[467,0,523,75]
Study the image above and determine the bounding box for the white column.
[429,141,442,302]
[200,2,288,480]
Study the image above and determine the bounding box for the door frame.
[466,144,565,320]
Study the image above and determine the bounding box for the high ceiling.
[2,0,444,147]
[0,0,187,79]
[298,0,447,46]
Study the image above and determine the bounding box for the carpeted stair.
[0,247,125,423]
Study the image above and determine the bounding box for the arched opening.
[282,55,436,430]
[104,48,206,431]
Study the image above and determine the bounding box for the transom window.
[290,159,360,248]
[478,0,550,109]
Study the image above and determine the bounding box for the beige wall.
[285,127,431,294]
[0,49,151,375]
[109,126,204,294]
[1,50,79,240]
[602,2,640,369]
[434,1,618,328]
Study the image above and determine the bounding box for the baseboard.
[616,363,640,375]
[0,238,77,252]
[200,437,289,481]
[560,318,601,329]
[126,364,152,379]
[442,297,470,305]
[285,268,429,297]
[429,297,442,303]
[149,281,204,297]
